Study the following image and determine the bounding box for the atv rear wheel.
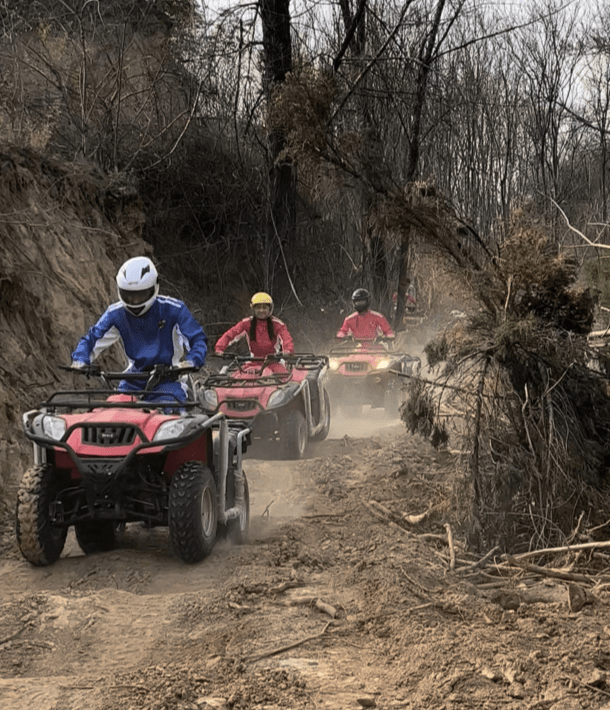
[75,520,116,554]
[16,464,68,566]
[280,409,308,459]
[169,462,218,563]
[310,390,331,442]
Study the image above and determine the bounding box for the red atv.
[198,354,330,460]
[326,337,421,416]
[17,365,251,566]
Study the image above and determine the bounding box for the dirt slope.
[0,146,150,523]
[2,413,610,710]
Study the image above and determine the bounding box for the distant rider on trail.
[71,256,208,404]
[337,288,395,342]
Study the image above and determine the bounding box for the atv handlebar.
[334,336,394,349]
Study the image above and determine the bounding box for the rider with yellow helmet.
[215,292,294,357]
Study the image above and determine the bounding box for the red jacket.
[337,310,395,340]
[216,316,294,357]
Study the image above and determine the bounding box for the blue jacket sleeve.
[178,305,208,367]
[71,307,123,364]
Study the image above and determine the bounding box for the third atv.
[326,337,421,417]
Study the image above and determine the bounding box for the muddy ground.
[1,410,610,710]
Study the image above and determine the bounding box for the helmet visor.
[353,299,368,311]
[120,287,155,307]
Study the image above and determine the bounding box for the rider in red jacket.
[215,292,295,358]
[337,288,395,341]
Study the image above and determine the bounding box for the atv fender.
[214,423,251,528]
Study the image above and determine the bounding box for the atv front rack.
[208,353,329,387]
[204,373,292,389]
[284,354,329,371]
[41,389,200,412]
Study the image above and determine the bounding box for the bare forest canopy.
[3,0,610,550]
[1,0,610,316]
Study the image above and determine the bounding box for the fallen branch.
[367,499,430,528]
[552,198,610,253]
[0,625,27,645]
[444,523,456,570]
[315,599,338,618]
[457,546,500,572]
[405,510,430,524]
[368,499,399,521]
[68,569,98,588]
[503,540,610,563]
[248,622,332,662]
[284,596,337,617]
[504,556,593,583]
[562,675,610,698]
[400,568,435,597]
[402,602,433,615]
[269,581,304,595]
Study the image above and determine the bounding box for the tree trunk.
[393,229,411,332]
[394,0,446,331]
[260,0,296,299]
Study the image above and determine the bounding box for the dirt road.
[1,411,610,710]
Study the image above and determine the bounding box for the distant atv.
[327,337,421,416]
[17,365,251,566]
[199,354,330,460]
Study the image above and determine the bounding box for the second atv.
[198,354,330,460]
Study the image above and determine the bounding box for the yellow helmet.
[250,291,274,316]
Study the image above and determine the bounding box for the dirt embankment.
[0,146,150,523]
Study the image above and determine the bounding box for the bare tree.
[259,0,297,299]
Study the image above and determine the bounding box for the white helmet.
[116,256,159,316]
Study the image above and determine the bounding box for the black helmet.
[352,288,370,313]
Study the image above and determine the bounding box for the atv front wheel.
[280,410,308,459]
[16,464,68,566]
[310,390,331,442]
[75,520,116,554]
[169,462,218,563]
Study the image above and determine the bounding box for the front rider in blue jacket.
[71,256,208,404]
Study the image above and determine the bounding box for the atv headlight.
[42,415,67,441]
[375,359,391,370]
[200,388,218,409]
[267,383,300,409]
[329,358,341,371]
[153,418,191,441]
